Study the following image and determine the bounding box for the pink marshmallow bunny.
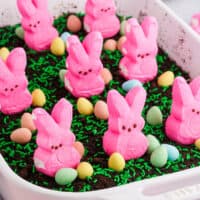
[165,76,200,145]
[191,13,200,34]
[64,31,105,98]
[84,0,120,38]
[0,48,32,115]
[119,17,158,83]
[33,98,81,177]
[17,0,58,51]
[103,87,148,160]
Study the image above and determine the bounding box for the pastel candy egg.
[10,128,32,144]
[77,162,93,180]
[60,32,71,46]
[157,71,175,87]
[77,98,94,115]
[150,145,168,168]
[117,36,126,52]
[108,152,125,172]
[122,79,142,92]
[74,141,85,157]
[146,106,163,125]
[120,20,127,35]
[59,69,67,82]
[100,68,113,85]
[15,26,24,40]
[195,139,200,150]
[94,100,109,120]
[104,39,117,51]
[55,168,77,185]
[146,134,160,154]
[21,113,36,131]
[0,47,10,61]
[50,37,65,56]
[162,144,179,161]
[32,89,46,107]
[67,15,82,33]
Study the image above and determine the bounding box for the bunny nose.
[84,72,88,75]
[34,24,37,28]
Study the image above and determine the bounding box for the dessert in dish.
[0,0,199,193]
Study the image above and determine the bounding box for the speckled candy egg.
[117,36,126,52]
[74,141,85,157]
[94,100,109,120]
[55,168,78,185]
[77,98,94,115]
[108,152,125,172]
[0,47,10,61]
[67,15,82,33]
[157,71,175,87]
[100,68,113,85]
[77,162,94,180]
[50,37,65,56]
[32,89,46,107]
[10,128,32,144]
[104,39,117,51]
[21,112,36,131]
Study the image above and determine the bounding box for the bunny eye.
[122,125,126,130]
[88,69,92,72]
[146,53,150,56]
[192,109,195,112]
[4,88,8,92]
[29,24,32,27]
[78,71,82,74]
[133,124,137,128]
[51,145,54,149]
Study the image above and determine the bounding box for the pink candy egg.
[100,68,113,85]
[67,15,82,33]
[104,39,117,51]
[94,100,109,120]
[74,141,85,157]
[10,128,32,144]
[117,36,126,52]
[21,112,36,131]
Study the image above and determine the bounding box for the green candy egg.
[15,26,24,40]
[55,168,78,185]
[120,20,127,35]
[146,134,160,154]
[59,69,67,82]
[146,106,163,125]
[150,145,168,168]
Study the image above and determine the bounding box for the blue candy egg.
[60,32,71,45]
[122,79,142,92]
[162,144,180,161]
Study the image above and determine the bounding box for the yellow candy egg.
[100,68,113,85]
[0,47,10,61]
[10,128,32,144]
[77,98,94,115]
[50,37,65,56]
[77,162,93,180]
[108,152,125,172]
[195,139,200,150]
[94,100,109,120]
[32,89,46,107]
[104,39,117,51]
[21,112,36,131]
[157,71,175,87]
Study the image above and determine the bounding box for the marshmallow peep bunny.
[17,0,58,51]
[191,13,200,34]
[84,0,120,38]
[33,98,81,177]
[119,17,158,83]
[0,48,32,115]
[103,87,148,160]
[166,76,200,145]
[64,31,105,98]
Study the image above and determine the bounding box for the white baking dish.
[1,0,200,199]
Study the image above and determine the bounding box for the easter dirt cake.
[0,0,200,192]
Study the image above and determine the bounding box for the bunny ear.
[82,31,103,58]
[0,59,10,80]
[51,98,72,130]
[67,35,88,64]
[173,77,194,106]
[126,18,145,46]
[32,0,47,9]
[32,108,58,136]
[17,0,36,18]
[190,76,200,101]
[107,90,130,118]
[6,48,26,75]
[125,86,146,115]
[141,16,158,41]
